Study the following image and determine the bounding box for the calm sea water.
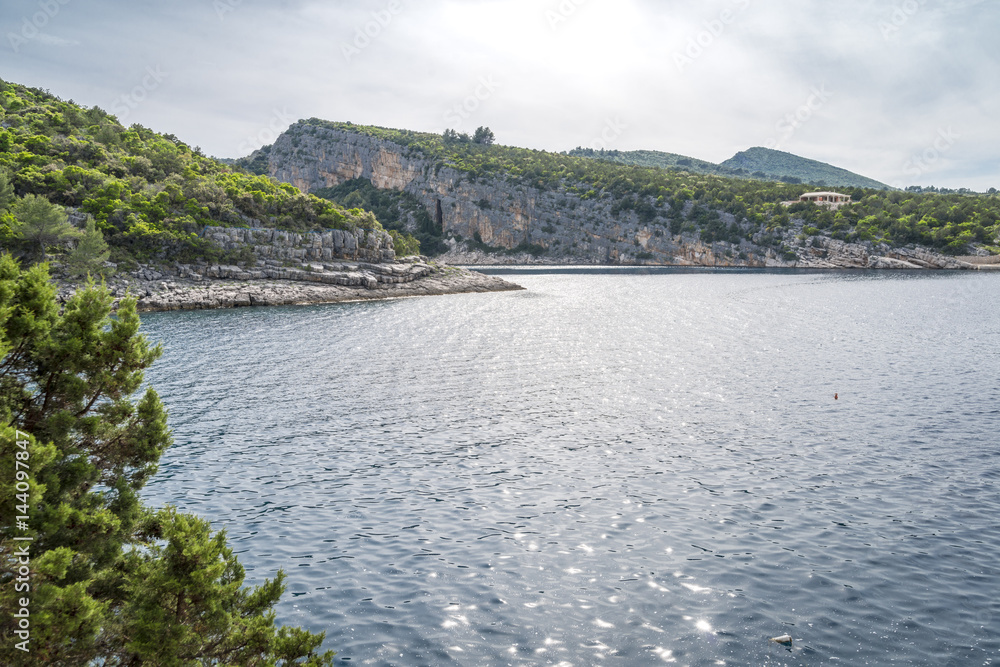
[140,269,1000,666]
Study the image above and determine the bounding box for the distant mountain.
[567,147,728,176]
[720,147,889,190]
[569,145,890,190]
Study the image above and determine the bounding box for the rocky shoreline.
[52,239,997,316]
[435,236,999,270]
[55,260,524,313]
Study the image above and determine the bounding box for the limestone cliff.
[267,126,548,255]
[203,225,396,264]
[261,122,976,270]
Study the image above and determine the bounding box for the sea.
[140,268,1000,666]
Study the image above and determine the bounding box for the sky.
[2,0,999,190]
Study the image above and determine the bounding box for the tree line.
[301,119,1000,256]
[0,79,421,270]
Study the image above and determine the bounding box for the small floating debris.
[769,634,793,646]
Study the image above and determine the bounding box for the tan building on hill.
[783,191,852,210]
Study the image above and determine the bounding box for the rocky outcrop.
[53,258,523,313]
[203,225,395,264]
[130,266,521,312]
[196,259,433,288]
[51,211,527,314]
[262,122,982,270]
[268,126,554,253]
[956,255,1000,269]
[266,123,726,265]
[795,238,976,270]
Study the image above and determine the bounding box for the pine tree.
[0,255,334,665]
[0,171,13,213]
[388,229,420,257]
[473,126,495,146]
[65,216,111,278]
[11,194,81,262]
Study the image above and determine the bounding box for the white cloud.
[0,0,997,189]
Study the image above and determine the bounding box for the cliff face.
[268,126,549,255]
[269,123,732,265]
[203,225,396,264]
[264,123,973,269]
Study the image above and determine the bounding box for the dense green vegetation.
[298,119,1000,255]
[0,79,391,267]
[314,178,443,256]
[6,193,81,262]
[5,73,991,262]
[442,126,495,146]
[568,147,738,179]
[0,257,334,665]
[719,147,889,190]
[569,146,888,190]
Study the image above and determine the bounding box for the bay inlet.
[140,269,1000,665]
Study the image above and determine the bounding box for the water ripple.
[142,271,1000,665]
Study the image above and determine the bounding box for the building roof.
[800,191,850,198]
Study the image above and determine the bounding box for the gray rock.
[201,224,396,266]
[261,122,981,270]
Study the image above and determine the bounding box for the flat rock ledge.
[131,264,523,313]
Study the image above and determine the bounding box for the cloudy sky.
[3,0,998,190]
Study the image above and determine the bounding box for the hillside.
[244,119,999,266]
[0,79,414,269]
[4,73,992,274]
[720,147,890,189]
[567,147,732,177]
[569,146,889,190]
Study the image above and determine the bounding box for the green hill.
[0,78,394,268]
[1,73,996,267]
[720,147,889,190]
[263,119,999,258]
[566,147,730,176]
[569,145,889,190]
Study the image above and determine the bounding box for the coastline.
[56,263,525,313]
[436,239,998,270]
[133,266,523,313]
[52,246,998,316]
